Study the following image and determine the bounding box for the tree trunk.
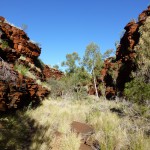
[93,71,99,98]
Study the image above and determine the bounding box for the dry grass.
[1,96,149,150]
[51,132,81,150]
[25,98,89,149]
[24,96,150,150]
[14,63,50,90]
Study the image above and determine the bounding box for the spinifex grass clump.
[0,97,149,150]
[24,97,150,150]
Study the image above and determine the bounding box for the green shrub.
[14,64,29,76]
[47,76,88,100]
[0,112,33,150]
[124,16,150,104]
[124,78,150,104]
[0,39,9,49]
[47,78,64,98]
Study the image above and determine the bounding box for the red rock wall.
[99,6,150,99]
[0,17,63,111]
[0,60,49,111]
[42,65,64,80]
[0,16,40,63]
[0,17,45,111]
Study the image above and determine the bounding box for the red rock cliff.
[99,6,150,99]
[0,17,63,111]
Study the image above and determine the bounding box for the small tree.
[83,42,103,98]
[53,64,59,70]
[125,78,150,104]
[61,52,80,74]
[60,52,91,100]
[21,24,28,31]
[75,66,91,85]
[102,49,114,60]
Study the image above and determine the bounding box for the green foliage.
[124,78,150,104]
[61,52,80,74]
[83,42,103,97]
[47,73,89,100]
[21,24,28,31]
[47,78,64,98]
[135,18,150,83]
[124,17,150,104]
[68,69,90,100]
[60,51,92,99]
[14,64,29,76]
[53,64,59,69]
[102,49,114,60]
[0,39,9,49]
[83,42,103,81]
[0,112,34,150]
[75,66,91,85]
[34,42,41,48]
[83,42,102,73]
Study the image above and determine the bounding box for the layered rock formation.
[0,17,40,63]
[43,65,64,80]
[100,6,150,99]
[0,17,63,111]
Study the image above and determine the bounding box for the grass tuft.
[0,96,149,149]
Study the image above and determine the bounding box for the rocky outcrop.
[0,16,40,63]
[0,60,49,111]
[17,58,45,81]
[99,57,118,99]
[0,17,63,111]
[43,65,64,80]
[99,6,150,99]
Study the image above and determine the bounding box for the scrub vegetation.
[0,11,150,150]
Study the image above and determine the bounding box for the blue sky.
[0,0,149,67]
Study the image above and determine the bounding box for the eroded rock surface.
[98,6,150,99]
[0,17,63,111]
[43,65,64,80]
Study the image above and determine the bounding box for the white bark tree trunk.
[93,71,99,98]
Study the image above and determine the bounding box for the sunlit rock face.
[42,65,64,80]
[0,17,63,111]
[0,17,40,63]
[97,6,150,99]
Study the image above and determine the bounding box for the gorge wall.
[0,17,63,111]
[0,6,149,111]
[99,6,150,99]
